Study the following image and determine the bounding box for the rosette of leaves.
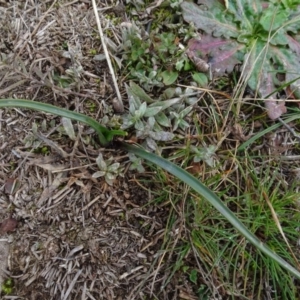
[122,82,200,150]
[92,154,122,186]
[122,82,182,150]
[181,0,300,119]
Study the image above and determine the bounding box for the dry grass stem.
[92,0,124,112]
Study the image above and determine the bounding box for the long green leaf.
[121,142,300,279]
[0,99,126,146]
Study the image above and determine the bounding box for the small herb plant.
[122,82,201,150]
[93,153,123,186]
[181,0,300,119]
[120,16,205,90]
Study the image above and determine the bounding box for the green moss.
[1,278,13,295]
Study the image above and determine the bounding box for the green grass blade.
[238,113,300,151]
[122,142,300,279]
[0,99,126,146]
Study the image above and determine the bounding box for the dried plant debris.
[0,0,120,109]
[0,241,10,288]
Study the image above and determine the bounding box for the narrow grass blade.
[122,142,300,279]
[0,99,126,146]
[238,113,300,151]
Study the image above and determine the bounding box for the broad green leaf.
[135,119,145,131]
[189,269,198,284]
[149,97,182,110]
[126,84,142,109]
[176,59,184,71]
[121,143,300,279]
[92,171,106,178]
[283,7,300,32]
[108,162,120,173]
[155,112,171,127]
[264,29,289,46]
[192,73,208,87]
[226,0,261,31]
[147,116,156,129]
[259,5,288,31]
[180,1,240,39]
[144,106,162,117]
[105,173,116,186]
[180,106,193,118]
[161,70,178,85]
[136,102,147,118]
[96,154,107,170]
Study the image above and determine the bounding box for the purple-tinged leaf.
[187,35,245,75]
[287,35,300,56]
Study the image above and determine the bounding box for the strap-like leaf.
[122,142,300,279]
[0,99,126,146]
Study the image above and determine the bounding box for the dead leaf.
[187,35,243,75]
[4,177,19,194]
[0,218,17,234]
[231,124,250,141]
[265,99,287,120]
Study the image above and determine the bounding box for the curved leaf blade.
[0,99,126,146]
[122,142,300,279]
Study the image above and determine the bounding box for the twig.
[91,0,124,112]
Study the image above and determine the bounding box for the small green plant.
[191,144,217,167]
[128,153,145,173]
[1,278,13,295]
[1,98,300,280]
[181,0,300,119]
[120,19,203,90]
[122,82,202,151]
[92,153,123,185]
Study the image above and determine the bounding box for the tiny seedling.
[93,153,122,186]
